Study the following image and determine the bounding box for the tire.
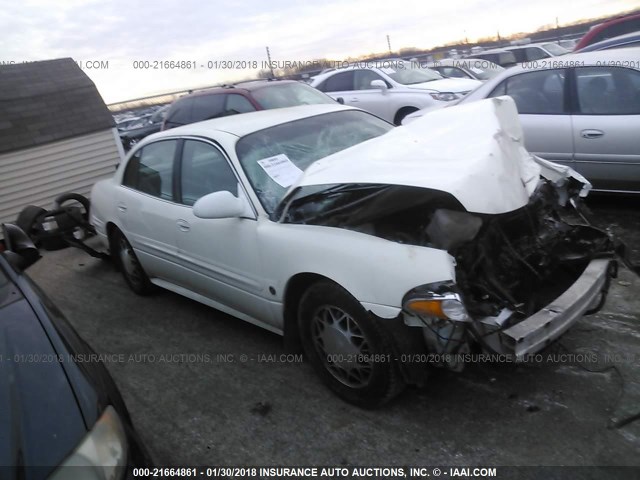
[111,229,155,295]
[394,107,419,126]
[298,281,404,408]
[15,205,47,240]
[53,192,90,220]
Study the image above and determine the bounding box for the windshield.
[436,60,504,80]
[236,110,393,214]
[385,61,443,85]
[460,60,504,80]
[251,82,336,109]
[543,43,570,56]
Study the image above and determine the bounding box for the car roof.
[467,48,513,55]
[504,42,562,50]
[576,12,640,49]
[427,58,501,67]
[148,104,357,140]
[498,47,640,74]
[185,79,299,97]
[578,31,640,52]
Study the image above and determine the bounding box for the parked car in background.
[576,31,640,52]
[465,48,518,67]
[404,48,640,193]
[502,42,571,62]
[557,38,578,51]
[426,58,504,81]
[310,61,480,124]
[120,105,169,151]
[0,224,151,479]
[162,80,335,130]
[116,116,149,131]
[90,100,616,407]
[574,12,640,50]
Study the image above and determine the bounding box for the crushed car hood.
[291,96,586,215]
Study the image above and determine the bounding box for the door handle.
[349,97,360,103]
[581,129,604,139]
[117,203,127,213]
[176,219,190,232]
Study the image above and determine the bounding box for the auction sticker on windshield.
[257,154,303,187]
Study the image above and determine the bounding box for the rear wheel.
[111,229,155,295]
[298,281,404,408]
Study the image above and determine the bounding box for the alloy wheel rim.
[311,305,373,388]
[119,238,143,287]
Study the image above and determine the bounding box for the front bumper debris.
[501,259,614,358]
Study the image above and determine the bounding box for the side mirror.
[193,190,252,219]
[371,79,388,90]
[2,224,41,271]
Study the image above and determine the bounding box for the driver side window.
[180,141,238,206]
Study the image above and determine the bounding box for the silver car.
[406,48,640,193]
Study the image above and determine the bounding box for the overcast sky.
[1,0,637,103]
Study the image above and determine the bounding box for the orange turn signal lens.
[405,299,446,318]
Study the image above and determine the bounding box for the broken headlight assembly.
[403,282,471,371]
[404,288,470,322]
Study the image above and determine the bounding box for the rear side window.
[576,67,640,115]
[180,140,238,206]
[122,140,177,200]
[317,71,354,92]
[489,69,565,114]
[225,94,256,115]
[164,97,195,129]
[191,94,226,122]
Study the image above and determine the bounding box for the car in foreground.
[574,12,640,50]
[162,79,335,130]
[0,224,151,479]
[90,100,616,407]
[404,48,640,193]
[425,58,504,81]
[310,61,480,124]
[576,30,640,52]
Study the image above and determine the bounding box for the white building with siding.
[0,58,123,225]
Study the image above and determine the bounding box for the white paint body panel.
[295,97,541,214]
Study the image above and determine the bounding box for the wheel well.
[106,222,119,256]
[394,106,419,126]
[282,273,332,353]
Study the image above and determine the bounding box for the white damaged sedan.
[91,98,616,407]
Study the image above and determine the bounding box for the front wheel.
[111,229,155,295]
[298,281,404,408]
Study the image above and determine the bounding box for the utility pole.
[265,46,275,78]
[387,35,392,55]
